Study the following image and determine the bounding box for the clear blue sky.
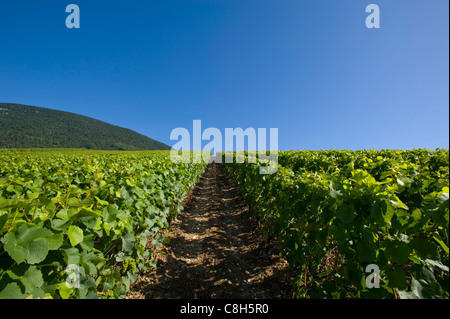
[0,0,448,150]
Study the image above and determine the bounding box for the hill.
[0,103,171,150]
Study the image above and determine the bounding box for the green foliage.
[0,103,171,150]
[0,149,206,299]
[223,149,449,299]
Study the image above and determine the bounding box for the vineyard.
[0,148,448,299]
[0,149,206,298]
[222,149,449,298]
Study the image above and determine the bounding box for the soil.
[126,162,294,299]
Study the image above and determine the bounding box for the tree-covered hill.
[0,103,171,150]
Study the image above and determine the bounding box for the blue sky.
[0,0,448,151]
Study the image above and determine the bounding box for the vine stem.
[7,208,20,232]
[22,208,31,223]
[64,183,71,209]
[46,202,61,220]
[392,288,399,299]
[81,173,98,206]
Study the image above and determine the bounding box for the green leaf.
[43,233,64,250]
[50,218,71,231]
[337,204,356,224]
[64,247,80,265]
[397,276,423,299]
[424,259,449,272]
[67,197,81,207]
[329,188,345,199]
[20,266,44,296]
[163,236,170,244]
[390,197,409,210]
[121,232,135,252]
[94,196,109,206]
[433,234,449,254]
[416,267,444,298]
[56,208,78,221]
[80,216,98,229]
[57,282,74,299]
[392,241,410,264]
[410,209,422,226]
[80,234,95,251]
[67,225,84,247]
[1,224,53,264]
[411,238,440,260]
[0,213,8,233]
[0,282,26,299]
[26,240,50,265]
[383,239,410,265]
[103,206,118,223]
[357,240,377,262]
[2,232,29,264]
[20,225,54,242]
[397,175,413,187]
[103,221,111,236]
[80,251,99,275]
[381,200,395,224]
[385,266,408,290]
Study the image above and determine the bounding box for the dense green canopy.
[0,103,171,151]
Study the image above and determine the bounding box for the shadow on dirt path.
[127,163,294,299]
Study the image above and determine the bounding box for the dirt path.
[126,163,293,299]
